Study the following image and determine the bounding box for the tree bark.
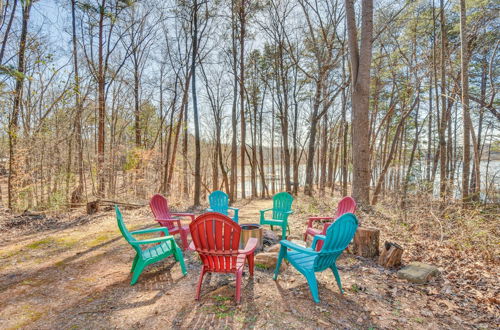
[8,0,31,211]
[192,0,201,206]
[460,0,471,204]
[239,0,247,199]
[345,0,373,206]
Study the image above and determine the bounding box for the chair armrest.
[239,237,258,255]
[280,239,317,255]
[307,216,335,228]
[131,227,169,235]
[170,212,195,222]
[228,207,239,218]
[131,235,175,245]
[206,208,213,212]
[259,208,273,215]
[156,218,182,229]
[311,235,326,250]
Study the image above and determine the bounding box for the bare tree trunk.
[71,0,84,204]
[460,0,471,204]
[192,0,201,206]
[8,0,31,211]
[438,0,448,201]
[345,0,373,206]
[97,0,106,198]
[319,112,328,195]
[239,0,247,199]
[230,0,238,202]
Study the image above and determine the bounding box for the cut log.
[378,241,403,268]
[352,227,380,258]
[86,200,100,215]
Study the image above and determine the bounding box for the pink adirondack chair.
[189,212,257,304]
[149,194,195,251]
[303,196,357,251]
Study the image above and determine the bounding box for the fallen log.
[352,227,380,258]
[86,200,145,214]
[378,241,403,268]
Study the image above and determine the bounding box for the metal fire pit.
[240,224,263,250]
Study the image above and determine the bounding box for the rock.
[397,262,440,284]
[266,244,281,252]
[263,229,280,246]
[255,252,287,271]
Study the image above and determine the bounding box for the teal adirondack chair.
[259,192,294,239]
[115,205,187,285]
[207,190,239,223]
[274,213,358,303]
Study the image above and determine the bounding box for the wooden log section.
[378,241,403,268]
[352,227,380,258]
[86,200,100,215]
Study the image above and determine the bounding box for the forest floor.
[0,194,498,329]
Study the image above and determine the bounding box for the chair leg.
[281,226,287,240]
[330,265,343,294]
[131,254,139,273]
[235,270,243,304]
[246,254,254,277]
[196,268,206,300]
[180,230,189,251]
[273,245,286,280]
[175,246,187,276]
[303,231,308,242]
[305,272,320,303]
[130,262,145,285]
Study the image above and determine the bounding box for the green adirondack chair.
[259,192,294,239]
[274,213,358,303]
[115,205,187,285]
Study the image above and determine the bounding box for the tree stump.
[352,227,380,258]
[86,200,100,215]
[378,241,403,268]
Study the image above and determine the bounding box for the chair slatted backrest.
[189,212,241,272]
[334,196,357,218]
[208,190,230,216]
[150,194,174,230]
[314,213,358,272]
[115,206,142,254]
[272,192,293,220]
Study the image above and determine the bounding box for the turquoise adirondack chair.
[207,190,239,223]
[259,192,294,239]
[115,205,187,285]
[274,213,358,303]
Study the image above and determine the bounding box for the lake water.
[236,160,500,202]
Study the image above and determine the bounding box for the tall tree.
[192,0,201,206]
[70,0,84,204]
[460,0,471,204]
[239,0,247,199]
[8,0,32,211]
[345,0,373,205]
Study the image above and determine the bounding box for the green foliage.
[123,148,142,171]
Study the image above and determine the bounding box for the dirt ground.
[0,195,498,329]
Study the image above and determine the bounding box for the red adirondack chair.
[303,196,356,251]
[149,194,195,251]
[189,212,257,304]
